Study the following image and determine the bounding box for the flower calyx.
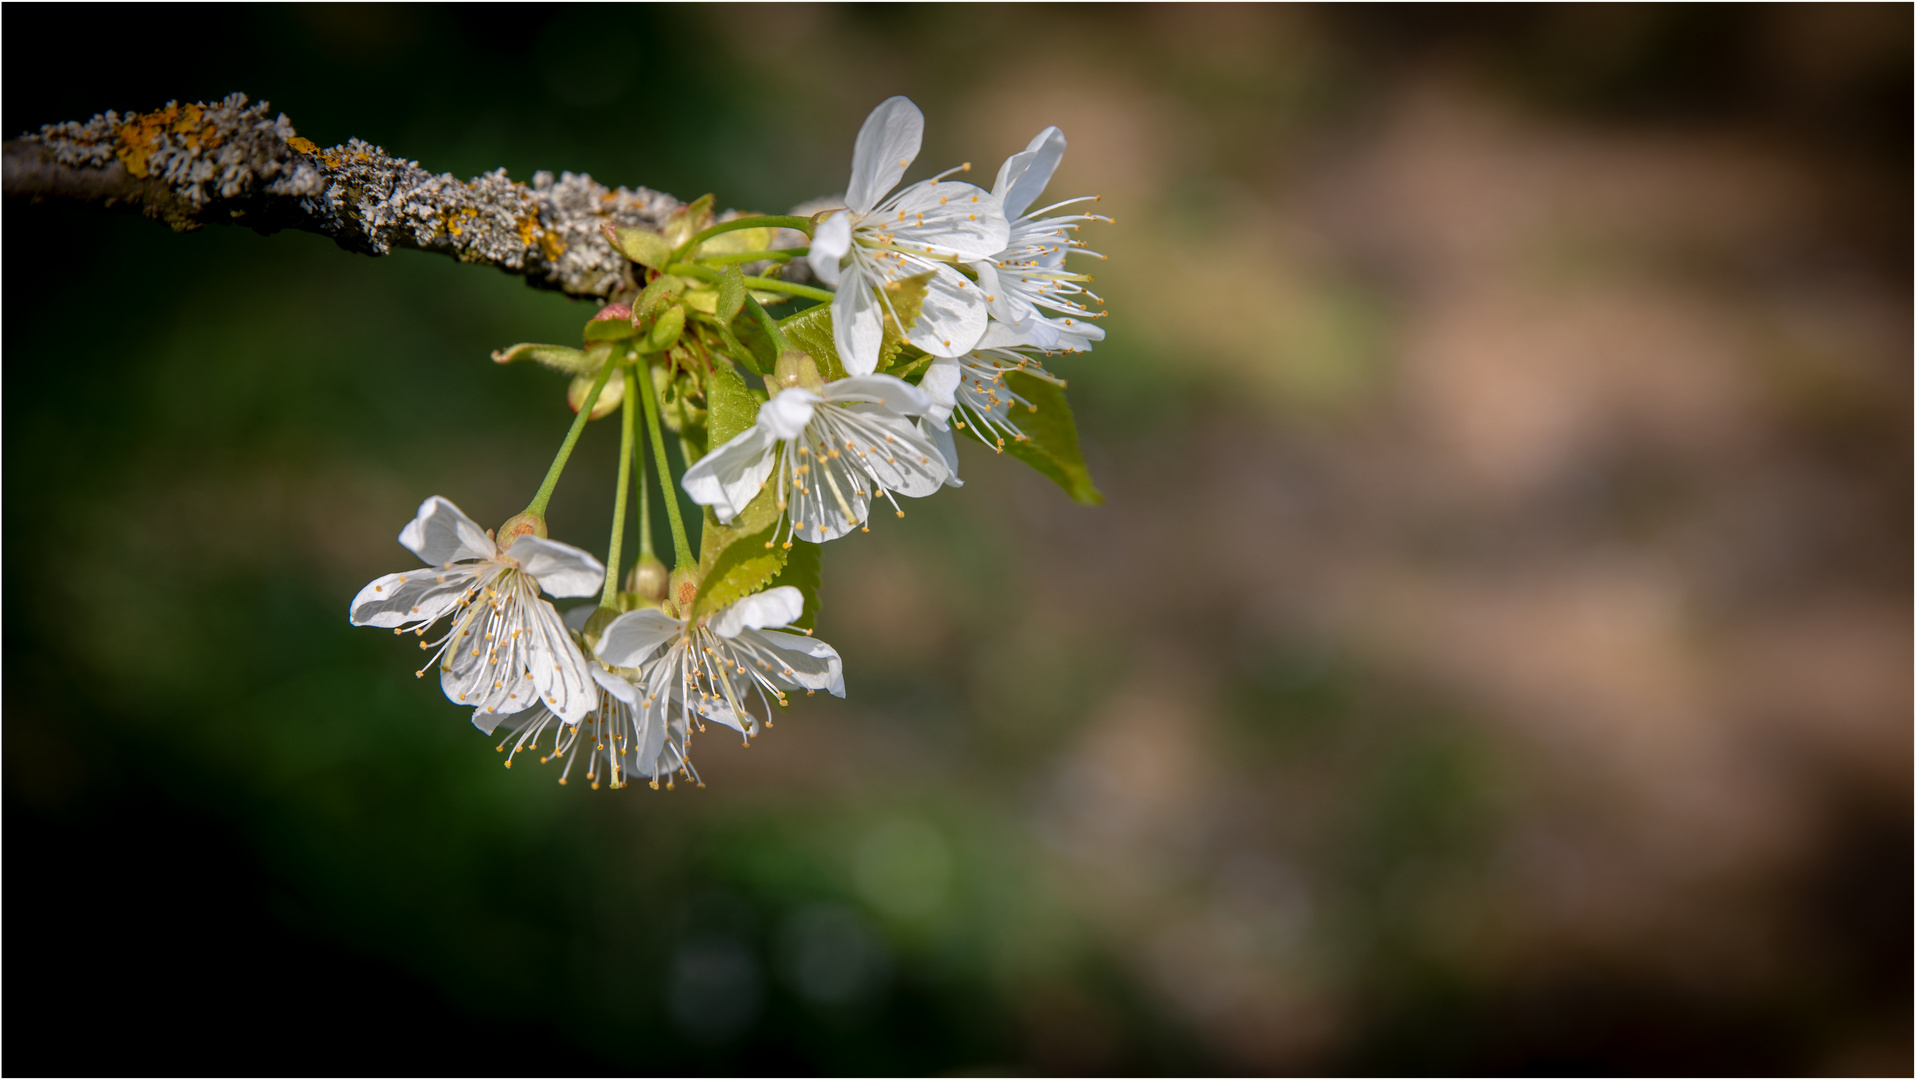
[664,566,701,620]
[580,605,621,651]
[496,511,548,550]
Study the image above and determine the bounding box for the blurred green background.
[6,4,1909,1074]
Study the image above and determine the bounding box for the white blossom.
[969,126,1108,352]
[349,496,604,723]
[477,660,696,790]
[919,323,1069,452]
[594,587,844,756]
[806,96,1010,376]
[682,374,949,545]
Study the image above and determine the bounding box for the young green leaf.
[646,305,686,352]
[636,274,688,320]
[778,303,849,381]
[664,194,716,250]
[704,359,760,449]
[490,342,595,374]
[876,271,933,373]
[717,265,747,325]
[583,318,640,344]
[604,224,671,271]
[999,372,1103,505]
[693,516,787,620]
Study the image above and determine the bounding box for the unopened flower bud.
[496,511,547,549]
[625,553,669,603]
[772,350,823,393]
[568,369,625,419]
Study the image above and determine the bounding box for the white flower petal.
[921,416,963,488]
[589,661,640,705]
[525,598,596,723]
[760,388,821,440]
[977,320,1033,350]
[822,374,934,416]
[682,424,778,522]
[915,357,962,423]
[906,263,990,357]
[471,704,536,738]
[846,96,923,214]
[996,126,1067,221]
[398,496,495,566]
[748,628,846,697]
[348,565,477,628]
[698,695,749,735]
[711,586,805,638]
[887,183,1011,261]
[508,536,605,598]
[597,609,684,668]
[834,406,949,497]
[833,268,887,376]
[807,211,850,287]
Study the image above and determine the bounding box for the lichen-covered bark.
[3,92,698,301]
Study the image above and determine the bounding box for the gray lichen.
[4,93,702,302]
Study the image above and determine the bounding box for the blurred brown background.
[5,4,1909,1074]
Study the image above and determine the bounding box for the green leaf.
[876,271,933,373]
[778,303,848,381]
[716,265,746,324]
[704,360,759,449]
[604,225,671,271]
[693,515,787,621]
[765,538,820,631]
[490,342,594,374]
[999,372,1103,505]
[698,224,774,258]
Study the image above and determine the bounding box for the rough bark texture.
[4,92,696,300]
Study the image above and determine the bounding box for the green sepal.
[999,372,1103,505]
[605,225,671,271]
[491,342,595,374]
[704,360,760,449]
[716,265,747,325]
[764,537,820,631]
[777,303,849,381]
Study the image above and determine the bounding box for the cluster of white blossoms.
[350,96,1107,789]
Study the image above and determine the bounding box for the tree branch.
[4,92,701,301]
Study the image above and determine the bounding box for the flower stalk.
[600,367,639,610]
[525,353,617,517]
[637,350,694,570]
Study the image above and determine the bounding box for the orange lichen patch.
[286,136,319,155]
[114,102,230,176]
[539,228,568,261]
[445,206,479,238]
[516,211,541,250]
[114,103,181,178]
